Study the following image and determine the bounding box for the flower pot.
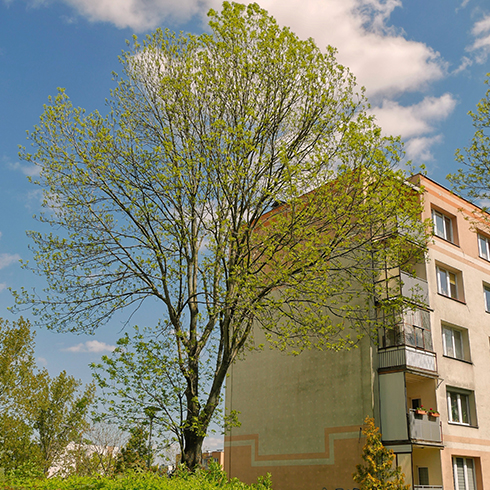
[415,410,426,415]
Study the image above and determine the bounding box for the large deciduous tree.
[17,2,427,469]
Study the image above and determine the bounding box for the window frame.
[478,233,490,261]
[484,284,490,313]
[453,457,477,490]
[442,324,469,362]
[437,265,459,300]
[433,209,454,242]
[447,389,472,425]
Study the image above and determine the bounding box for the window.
[433,209,453,242]
[447,389,472,425]
[437,266,459,299]
[418,467,429,486]
[443,325,469,361]
[453,457,477,490]
[478,233,490,260]
[484,285,490,312]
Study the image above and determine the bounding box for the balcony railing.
[378,345,437,374]
[414,486,443,490]
[408,410,442,444]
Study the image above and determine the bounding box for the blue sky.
[1,0,490,449]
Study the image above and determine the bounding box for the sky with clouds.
[1,0,490,450]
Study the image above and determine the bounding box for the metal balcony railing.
[378,345,437,374]
[414,486,443,490]
[408,410,442,444]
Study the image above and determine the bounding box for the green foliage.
[33,371,95,476]
[0,318,43,473]
[91,326,189,455]
[449,73,490,208]
[1,471,273,489]
[17,1,428,470]
[114,426,152,473]
[0,317,94,477]
[353,417,409,490]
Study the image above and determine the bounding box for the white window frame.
[433,210,453,242]
[484,285,490,313]
[437,266,458,299]
[443,325,465,360]
[453,457,476,490]
[447,390,471,425]
[478,233,490,261]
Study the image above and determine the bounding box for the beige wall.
[225,329,375,490]
[418,175,490,489]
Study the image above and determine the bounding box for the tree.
[16,2,427,469]
[353,417,409,490]
[449,74,490,208]
[33,371,95,475]
[0,318,42,472]
[114,426,153,473]
[0,318,94,475]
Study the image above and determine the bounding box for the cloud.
[63,340,116,353]
[203,436,224,451]
[405,134,444,162]
[467,13,490,63]
[0,283,6,292]
[371,93,457,138]
[8,160,41,177]
[37,357,48,366]
[258,0,446,98]
[10,0,446,98]
[0,253,21,270]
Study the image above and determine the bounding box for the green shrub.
[1,470,273,490]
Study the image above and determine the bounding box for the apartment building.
[224,174,490,490]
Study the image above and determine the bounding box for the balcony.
[400,271,429,306]
[378,345,437,375]
[414,486,443,490]
[408,410,442,444]
[376,270,429,307]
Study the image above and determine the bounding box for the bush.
[1,470,273,490]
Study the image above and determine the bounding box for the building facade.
[224,175,490,490]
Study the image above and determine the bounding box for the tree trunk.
[182,429,205,470]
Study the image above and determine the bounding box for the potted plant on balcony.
[428,408,440,418]
[415,406,426,415]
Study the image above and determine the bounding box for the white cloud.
[0,283,6,292]
[37,356,48,366]
[12,0,446,98]
[64,340,116,353]
[62,0,204,30]
[0,253,21,270]
[203,435,224,451]
[8,160,41,177]
[467,14,490,63]
[371,93,457,138]
[405,134,444,162]
[258,0,446,98]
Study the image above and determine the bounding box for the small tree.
[353,417,409,490]
[114,426,152,473]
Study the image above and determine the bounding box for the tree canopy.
[17,2,427,469]
[0,317,94,476]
